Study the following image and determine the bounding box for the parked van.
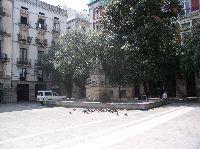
[37,90,66,105]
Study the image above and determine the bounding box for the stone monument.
[86,59,107,101]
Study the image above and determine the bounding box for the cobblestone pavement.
[0,102,200,149]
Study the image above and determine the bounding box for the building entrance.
[17,84,29,101]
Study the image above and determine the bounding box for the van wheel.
[40,101,44,105]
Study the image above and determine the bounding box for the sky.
[41,0,89,12]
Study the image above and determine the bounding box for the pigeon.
[124,113,128,116]
[82,109,89,114]
[116,112,119,116]
[69,112,72,114]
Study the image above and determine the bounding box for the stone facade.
[0,0,89,102]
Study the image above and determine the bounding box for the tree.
[99,32,131,100]
[100,0,182,96]
[44,29,97,97]
[180,20,200,77]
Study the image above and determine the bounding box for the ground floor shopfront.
[8,81,51,102]
[1,76,200,103]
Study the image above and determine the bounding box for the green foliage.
[44,29,98,96]
[180,20,200,77]
[100,0,181,84]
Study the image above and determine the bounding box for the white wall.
[12,0,68,81]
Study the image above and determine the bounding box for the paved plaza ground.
[0,102,200,149]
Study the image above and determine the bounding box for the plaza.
[0,102,200,149]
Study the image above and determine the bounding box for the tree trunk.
[118,85,121,101]
[140,81,148,100]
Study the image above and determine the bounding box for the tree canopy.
[180,20,200,77]
[44,29,98,97]
[100,0,182,83]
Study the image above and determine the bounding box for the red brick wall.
[191,0,199,11]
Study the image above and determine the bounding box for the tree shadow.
[0,102,51,113]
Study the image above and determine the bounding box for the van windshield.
[45,92,52,96]
[37,92,43,96]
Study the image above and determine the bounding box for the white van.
[37,90,66,104]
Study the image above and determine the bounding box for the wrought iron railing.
[35,38,47,47]
[17,58,31,65]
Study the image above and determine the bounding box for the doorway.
[17,84,29,101]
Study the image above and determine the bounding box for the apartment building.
[8,0,69,102]
[66,13,90,32]
[88,0,105,31]
[0,0,12,103]
[179,0,200,31]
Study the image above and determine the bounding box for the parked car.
[37,90,66,105]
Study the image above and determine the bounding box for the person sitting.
[162,91,168,100]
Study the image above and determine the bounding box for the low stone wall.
[44,100,168,110]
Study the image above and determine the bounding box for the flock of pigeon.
[69,108,128,116]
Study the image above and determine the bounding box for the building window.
[20,68,27,81]
[96,9,99,19]
[20,16,28,25]
[53,20,60,32]
[37,18,46,30]
[182,0,190,16]
[38,69,43,81]
[38,51,44,60]
[20,48,27,60]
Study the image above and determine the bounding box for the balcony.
[19,22,31,30]
[20,9,29,16]
[17,34,33,44]
[181,7,200,18]
[52,27,61,34]
[0,52,9,62]
[35,38,47,47]
[36,23,47,31]
[0,7,5,16]
[35,60,43,67]
[20,73,26,81]
[17,58,31,66]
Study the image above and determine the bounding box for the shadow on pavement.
[165,100,200,108]
[0,102,50,113]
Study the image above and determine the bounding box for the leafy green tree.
[180,20,200,77]
[44,29,97,97]
[100,0,182,96]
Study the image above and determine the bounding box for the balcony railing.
[35,60,43,67]
[0,7,5,16]
[20,73,26,81]
[36,23,47,31]
[0,28,7,36]
[17,58,31,66]
[52,27,61,33]
[35,38,47,47]
[181,7,200,17]
[19,22,31,29]
[17,34,33,44]
[0,52,9,62]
